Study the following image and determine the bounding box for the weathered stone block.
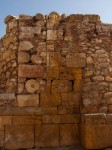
[17,94,39,107]
[13,116,35,125]
[18,65,46,78]
[61,92,81,106]
[19,41,33,51]
[52,80,72,93]
[0,116,12,130]
[35,125,59,147]
[66,53,86,67]
[18,52,30,64]
[5,125,34,149]
[48,52,60,67]
[35,116,42,125]
[47,30,57,40]
[0,131,4,147]
[31,54,43,65]
[3,36,15,47]
[68,68,82,80]
[47,67,59,79]
[60,124,79,146]
[58,106,79,114]
[42,115,61,123]
[40,92,61,106]
[61,114,80,123]
[19,27,34,39]
[35,107,58,115]
[80,123,112,149]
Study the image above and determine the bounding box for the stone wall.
[0,12,112,150]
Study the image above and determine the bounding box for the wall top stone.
[4,12,101,25]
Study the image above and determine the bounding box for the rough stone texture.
[5,125,34,149]
[0,12,112,149]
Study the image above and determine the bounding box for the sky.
[0,0,112,37]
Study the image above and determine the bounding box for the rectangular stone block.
[17,94,39,107]
[47,30,57,40]
[0,93,15,100]
[0,131,4,147]
[13,116,35,125]
[5,125,34,149]
[35,107,58,115]
[52,80,72,93]
[35,116,42,125]
[48,52,60,67]
[61,114,80,123]
[66,53,86,67]
[0,116,12,130]
[42,115,61,123]
[80,123,112,149]
[68,67,82,80]
[81,113,106,124]
[58,106,80,114]
[47,67,59,79]
[60,124,79,146]
[61,92,81,106]
[18,65,46,78]
[35,124,59,147]
[74,79,83,92]
[40,92,61,106]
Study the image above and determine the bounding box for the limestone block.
[18,52,30,64]
[61,114,80,123]
[0,131,4,147]
[0,93,16,107]
[17,94,39,107]
[8,20,18,30]
[18,83,24,94]
[47,30,57,40]
[59,67,68,79]
[58,106,80,114]
[42,115,61,123]
[4,15,16,24]
[13,116,35,125]
[25,79,39,93]
[31,54,43,65]
[40,92,61,106]
[66,53,86,67]
[104,92,112,98]
[18,65,46,78]
[47,67,59,79]
[0,116,12,130]
[81,114,106,124]
[61,92,81,106]
[48,52,60,67]
[3,36,15,47]
[35,107,58,115]
[19,27,34,39]
[35,124,59,147]
[52,80,72,93]
[34,13,44,21]
[3,50,12,60]
[5,125,34,149]
[60,124,79,146]
[35,116,42,125]
[80,123,112,149]
[19,41,33,51]
[93,75,104,81]
[68,67,82,80]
